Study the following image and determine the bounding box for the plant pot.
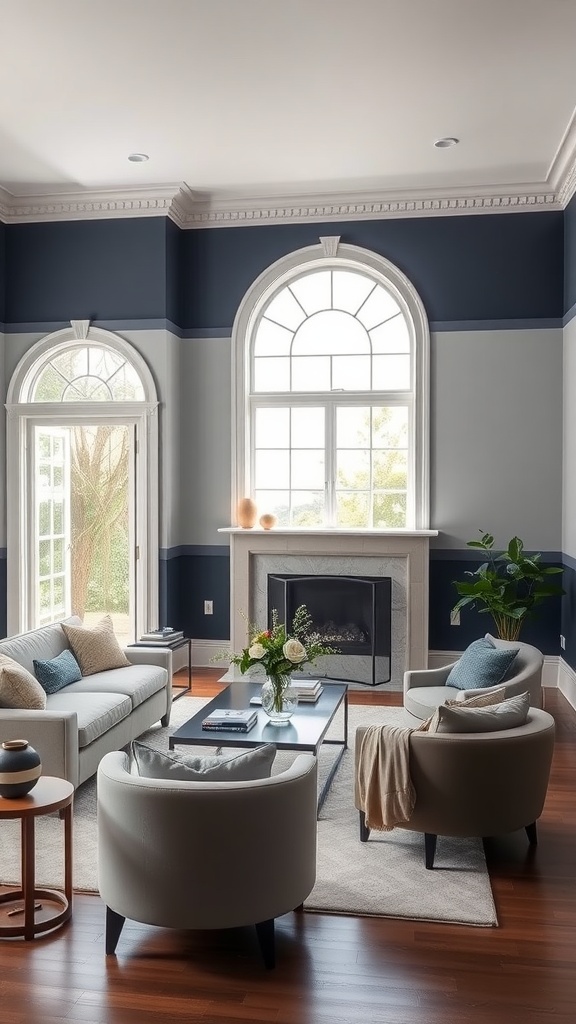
[261,675,297,726]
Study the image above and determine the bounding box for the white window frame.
[5,324,159,636]
[231,240,430,529]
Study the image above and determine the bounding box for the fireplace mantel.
[219,527,438,679]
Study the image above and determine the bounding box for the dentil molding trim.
[0,175,572,228]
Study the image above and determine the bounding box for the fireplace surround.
[219,528,438,690]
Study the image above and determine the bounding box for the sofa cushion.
[62,664,166,709]
[446,637,519,690]
[405,685,462,720]
[62,615,130,676]
[0,654,47,710]
[418,686,508,732]
[131,740,277,782]
[0,616,81,676]
[46,691,132,748]
[431,691,530,734]
[34,649,82,694]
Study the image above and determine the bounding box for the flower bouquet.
[230,605,339,724]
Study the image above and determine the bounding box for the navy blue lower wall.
[164,547,564,658]
[561,559,576,672]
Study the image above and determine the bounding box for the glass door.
[30,422,135,645]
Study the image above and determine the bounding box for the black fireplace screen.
[267,574,392,685]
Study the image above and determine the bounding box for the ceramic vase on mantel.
[261,674,298,726]
[237,497,258,529]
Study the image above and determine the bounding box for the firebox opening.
[267,574,392,686]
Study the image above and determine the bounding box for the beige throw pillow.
[417,686,507,733]
[432,691,530,734]
[0,653,47,710]
[62,614,130,676]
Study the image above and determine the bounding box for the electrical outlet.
[560,634,566,650]
[450,609,460,626]
[204,600,213,615]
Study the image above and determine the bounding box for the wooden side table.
[0,776,74,939]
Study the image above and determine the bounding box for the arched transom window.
[23,344,145,403]
[233,240,430,530]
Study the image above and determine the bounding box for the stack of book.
[201,708,258,733]
[292,679,324,703]
[139,628,184,645]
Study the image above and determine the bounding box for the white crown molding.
[0,184,183,223]
[0,172,574,228]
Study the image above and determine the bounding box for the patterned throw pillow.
[62,614,130,676]
[131,740,277,782]
[33,649,82,694]
[0,653,47,710]
[446,637,519,690]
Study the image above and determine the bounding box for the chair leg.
[525,822,538,845]
[255,918,275,969]
[424,833,437,869]
[359,810,371,842]
[161,712,170,727]
[105,906,126,955]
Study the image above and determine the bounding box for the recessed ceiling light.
[128,152,149,162]
[434,137,459,149]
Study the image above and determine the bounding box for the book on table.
[139,628,185,644]
[292,679,324,701]
[201,708,258,732]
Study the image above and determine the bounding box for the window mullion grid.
[325,403,336,527]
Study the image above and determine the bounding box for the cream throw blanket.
[356,724,416,831]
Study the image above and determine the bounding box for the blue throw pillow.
[33,649,82,694]
[446,637,519,691]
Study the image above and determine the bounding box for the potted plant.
[452,532,564,642]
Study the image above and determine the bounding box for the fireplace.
[268,574,392,686]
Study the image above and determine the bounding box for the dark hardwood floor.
[1,670,574,1023]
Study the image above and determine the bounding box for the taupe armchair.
[404,635,544,721]
[97,750,317,967]
[354,708,555,868]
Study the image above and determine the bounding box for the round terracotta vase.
[237,498,258,529]
[259,513,277,530]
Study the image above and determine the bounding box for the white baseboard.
[182,639,229,671]
[557,657,576,712]
[428,650,560,690]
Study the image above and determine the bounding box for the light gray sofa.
[404,634,544,720]
[0,617,172,788]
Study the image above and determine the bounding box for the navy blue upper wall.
[0,219,5,322]
[4,218,169,324]
[180,212,564,330]
[165,218,183,327]
[565,192,576,314]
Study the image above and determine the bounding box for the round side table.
[0,776,74,939]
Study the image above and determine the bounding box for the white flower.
[248,642,266,660]
[283,638,306,664]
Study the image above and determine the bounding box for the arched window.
[232,240,430,529]
[6,322,158,638]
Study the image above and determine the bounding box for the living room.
[0,1,576,1021]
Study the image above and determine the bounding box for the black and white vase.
[0,740,42,798]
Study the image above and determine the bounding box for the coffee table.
[169,680,348,812]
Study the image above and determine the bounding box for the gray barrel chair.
[354,707,555,867]
[404,635,544,721]
[97,750,318,967]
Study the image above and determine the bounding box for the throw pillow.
[417,686,507,733]
[131,740,277,782]
[0,654,47,710]
[33,649,82,694]
[446,637,519,690]
[62,614,130,676]
[433,691,530,734]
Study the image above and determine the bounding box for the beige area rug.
[0,696,497,927]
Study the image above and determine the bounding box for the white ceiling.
[1,0,576,211]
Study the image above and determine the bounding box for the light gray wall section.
[430,328,562,550]
[179,337,232,546]
[563,318,576,559]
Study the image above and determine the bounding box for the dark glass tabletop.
[169,680,348,753]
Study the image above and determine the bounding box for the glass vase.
[261,674,297,726]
